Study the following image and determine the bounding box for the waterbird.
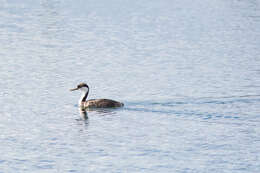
[70,83,124,108]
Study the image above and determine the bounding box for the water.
[1,0,260,172]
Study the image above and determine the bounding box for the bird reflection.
[74,108,89,132]
[78,106,122,119]
[79,108,88,120]
[84,108,118,116]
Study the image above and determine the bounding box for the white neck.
[79,87,89,106]
[79,92,85,106]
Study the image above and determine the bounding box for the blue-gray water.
[1,0,260,172]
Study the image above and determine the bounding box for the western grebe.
[70,83,124,108]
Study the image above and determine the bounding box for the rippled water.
[1,0,260,172]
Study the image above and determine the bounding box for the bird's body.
[70,83,124,109]
[83,99,124,108]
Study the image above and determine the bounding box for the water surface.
[0,0,260,172]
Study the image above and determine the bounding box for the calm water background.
[1,0,260,172]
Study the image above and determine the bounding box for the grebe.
[70,83,124,108]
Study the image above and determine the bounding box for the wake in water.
[124,94,260,121]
